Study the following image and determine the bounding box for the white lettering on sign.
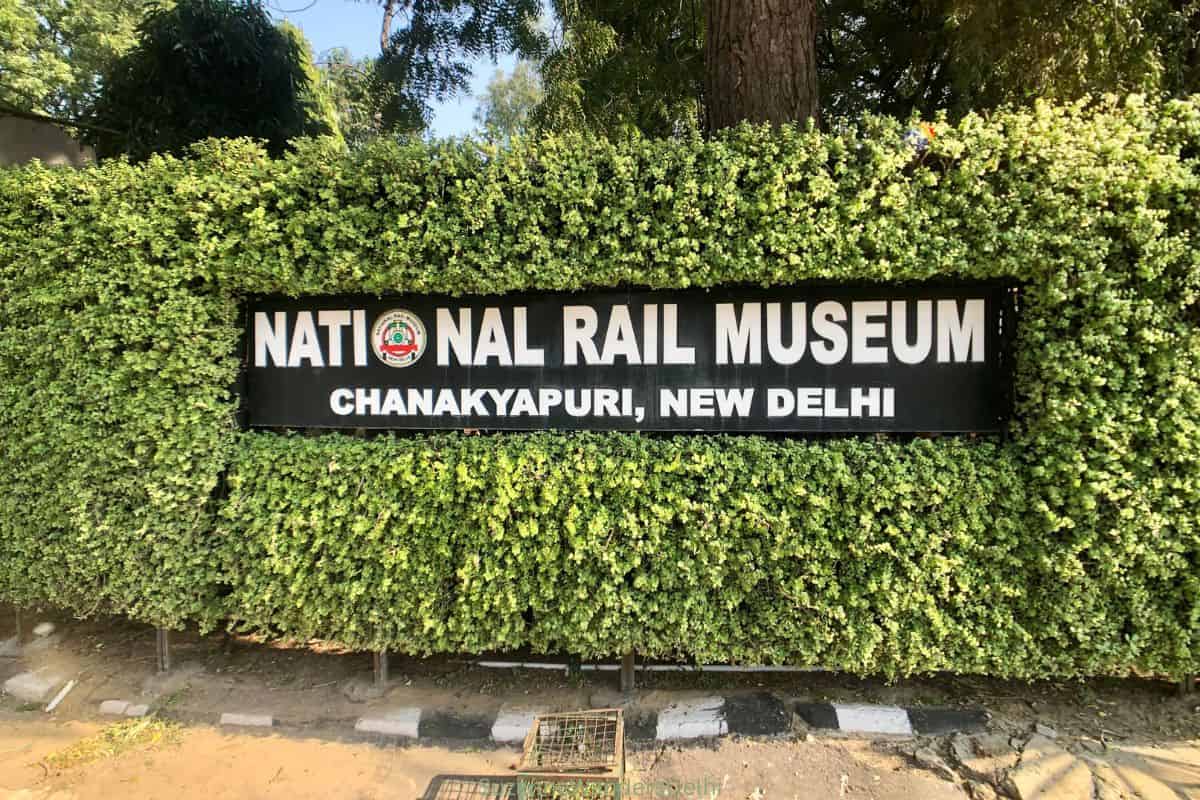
[766,387,896,419]
[937,299,985,362]
[254,311,287,367]
[766,302,806,365]
[287,312,323,367]
[513,307,545,366]
[255,299,986,369]
[435,307,546,367]
[661,304,696,365]
[602,305,641,364]
[562,304,695,366]
[659,388,756,418]
[713,299,985,367]
[257,309,368,368]
[474,308,512,366]
[563,306,601,365]
[892,300,933,364]
[317,310,351,367]
[851,301,888,364]
[810,301,849,365]
[436,307,472,366]
[715,303,762,365]
[329,387,649,420]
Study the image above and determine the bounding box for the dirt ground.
[2,606,1200,799]
[0,714,966,800]
[4,714,1199,800]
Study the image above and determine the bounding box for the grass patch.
[42,717,180,771]
[158,686,190,709]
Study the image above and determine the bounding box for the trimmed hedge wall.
[2,97,1199,677]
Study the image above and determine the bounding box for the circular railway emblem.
[371,309,426,368]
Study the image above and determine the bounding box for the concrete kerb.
[354,707,421,738]
[796,701,988,738]
[3,669,68,704]
[220,712,275,729]
[48,687,989,747]
[99,700,153,718]
[189,696,988,744]
[655,696,729,740]
[491,707,544,744]
[833,703,915,736]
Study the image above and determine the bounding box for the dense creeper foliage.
[1,97,1198,678]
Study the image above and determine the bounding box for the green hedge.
[2,96,1199,677]
[217,434,1036,675]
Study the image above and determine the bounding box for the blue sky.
[271,0,517,138]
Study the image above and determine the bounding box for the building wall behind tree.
[0,116,95,167]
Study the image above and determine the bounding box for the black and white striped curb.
[98,693,985,743]
[795,702,989,737]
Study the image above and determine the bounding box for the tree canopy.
[361,0,546,131]
[531,0,1200,136]
[942,0,1199,109]
[474,60,543,141]
[0,0,146,120]
[317,47,400,148]
[87,0,334,160]
[3,0,1197,150]
[532,0,703,138]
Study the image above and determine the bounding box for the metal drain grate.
[423,775,517,800]
[518,709,623,773]
[517,776,620,800]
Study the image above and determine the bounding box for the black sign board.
[242,284,1015,433]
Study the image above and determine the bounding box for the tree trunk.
[704,0,820,131]
[380,0,400,52]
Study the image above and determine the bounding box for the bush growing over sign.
[1,96,1198,677]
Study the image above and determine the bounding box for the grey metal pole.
[374,650,389,688]
[620,650,635,694]
[156,627,171,674]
